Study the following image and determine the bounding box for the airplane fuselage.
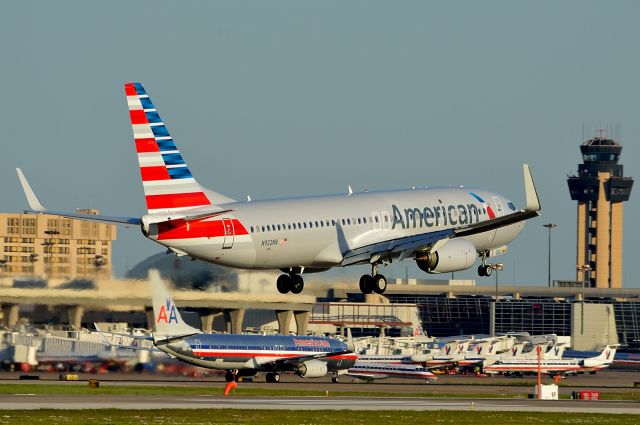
[155,333,356,373]
[145,187,524,271]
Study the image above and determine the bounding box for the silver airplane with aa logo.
[17,83,541,295]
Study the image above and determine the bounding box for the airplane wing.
[341,164,540,266]
[256,350,353,367]
[16,168,142,225]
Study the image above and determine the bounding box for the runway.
[0,394,638,413]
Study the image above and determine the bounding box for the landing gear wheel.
[277,274,291,294]
[359,274,373,294]
[331,376,339,384]
[372,274,387,294]
[290,275,304,294]
[477,265,492,277]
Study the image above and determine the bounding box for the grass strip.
[0,409,637,424]
[0,383,638,400]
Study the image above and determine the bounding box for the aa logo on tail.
[156,298,179,324]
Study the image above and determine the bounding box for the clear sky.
[1,1,638,287]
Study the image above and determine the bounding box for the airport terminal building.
[333,279,640,351]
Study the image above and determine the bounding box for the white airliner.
[347,362,437,383]
[16,82,541,295]
[483,345,617,376]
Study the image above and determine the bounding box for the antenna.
[347,185,353,196]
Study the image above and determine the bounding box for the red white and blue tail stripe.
[125,82,212,214]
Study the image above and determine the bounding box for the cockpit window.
[507,202,516,211]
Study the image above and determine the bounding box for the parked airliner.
[347,362,437,383]
[144,270,355,383]
[483,345,617,376]
[16,82,541,295]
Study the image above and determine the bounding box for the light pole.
[489,263,504,338]
[576,264,591,335]
[43,229,60,281]
[543,224,557,287]
[28,253,38,281]
[0,259,6,283]
[491,263,504,300]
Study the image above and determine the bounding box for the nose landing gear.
[477,252,494,277]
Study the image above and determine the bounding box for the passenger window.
[309,221,313,228]
[315,221,319,227]
[347,219,351,225]
[261,226,265,232]
[375,216,379,223]
[332,220,336,226]
[298,222,302,228]
[303,223,307,229]
[341,219,346,225]
[326,220,330,226]
[277,224,281,231]
[287,224,291,230]
[267,225,271,231]
[357,218,361,224]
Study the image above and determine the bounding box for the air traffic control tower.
[567,131,633,288]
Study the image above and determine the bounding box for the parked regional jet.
[144,270,356,383]
[347,362,437,383]
[483,345,617,376]
[16,82,541,295]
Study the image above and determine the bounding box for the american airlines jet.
[17,82,541,295]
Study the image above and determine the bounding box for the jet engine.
[296,360,328,378]
[416,239,476,274]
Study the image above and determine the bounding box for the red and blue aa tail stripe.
[469,192,495,219]
[125,83,211,213]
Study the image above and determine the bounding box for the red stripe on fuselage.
[158,218,249,240]
[141,166,170,181]
[146,192,211,210]
[135,138,159,153]
[129,109,149,124]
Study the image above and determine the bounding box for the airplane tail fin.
[149,269,199,339]
[125,83,234,214]
[595,345,617,362]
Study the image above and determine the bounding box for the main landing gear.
[359,264,387,295]
[265,372,281,383]
[477,252,492,277]
[276,273,304,294]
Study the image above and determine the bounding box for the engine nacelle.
[296,360,328,378]
[416,239,476,274]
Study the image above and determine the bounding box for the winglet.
[16,168,46,212]
[523,164,541,212]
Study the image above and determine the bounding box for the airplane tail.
[125,83,234,214]
[149,269,199,339]
[594,345,617,362]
